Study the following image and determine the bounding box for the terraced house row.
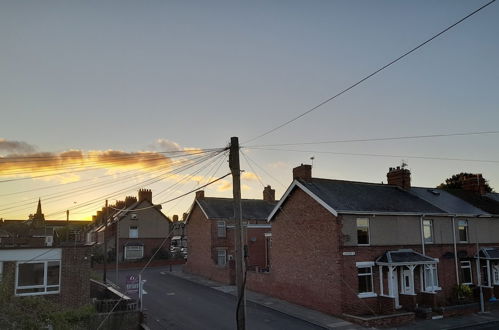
[185,164,499,326]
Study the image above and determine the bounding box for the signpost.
[125,274,139,295]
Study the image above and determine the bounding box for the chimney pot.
[172,215,179,222]
[293,164,312,181]
[138,189,152,203]
[196,190,205,199]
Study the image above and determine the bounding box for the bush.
[454,284,473,303]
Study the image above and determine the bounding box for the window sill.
[357,292,377,299]
[16,290,60,297]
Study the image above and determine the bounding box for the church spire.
[32,198,45,225]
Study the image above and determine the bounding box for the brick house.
[246,164,499,321]
[87,189,171,262]
[0,245,91,308]
[184,186,276,284]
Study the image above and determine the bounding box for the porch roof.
[376,249,438,265]
[477,247,499,260]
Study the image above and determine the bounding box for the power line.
[243,0,496,144]
[245,147,499,163]
[42,150,225,218]
[245,130,499,148]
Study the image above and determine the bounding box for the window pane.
[423,220,433,243]
[358,271,372,293]
[18,263,44,287]
[47,261,60,286]
[16,287,45,294]
[357,228,369,244]
[459,228,467,242]
[357,218,368,227]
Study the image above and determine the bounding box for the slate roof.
[446,189,499,215]
[478,247,499,259]
[377,249,437,264]
[410,187,488,215]
[297,178,444,214]
[486,193,499,203]
[197,197,277,220]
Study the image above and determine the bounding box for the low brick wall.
[436,302,480,318]
[378,295,396,314]
[342,312,415,328]
[418,291,437,308]
[399,294,417,311]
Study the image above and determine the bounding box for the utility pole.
[229,137,246,330]
[103,199,108,284]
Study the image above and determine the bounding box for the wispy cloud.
[0,139,37,154]
[0,139,205,182]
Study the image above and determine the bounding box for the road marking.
[166,292,175,296]
[142,290,148,294]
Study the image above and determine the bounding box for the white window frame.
[15,260,61,296]
[129,226,139,238]
[356,218,370,246]
[458,220,468,243]
[217,249,227,266]
[423,219,433,244]
[356,261,376,298]
[217,221,226,238]
[124,245,144,260]
[423,264,441,292]
[460,261,473,285]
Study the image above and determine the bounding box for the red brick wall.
[247,188,344,315]
[246,227,268,270]
[58,246,91,307]
[184,205,233,284]
[2,247,91,308]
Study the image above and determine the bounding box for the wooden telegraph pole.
[229,137,246,330]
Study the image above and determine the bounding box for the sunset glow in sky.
[1,1,498,221]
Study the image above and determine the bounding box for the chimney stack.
[196,190,205,199]
[172,214,179,222]
[293,164,312,181]
[182,212,188,221]
[263,185,275,202]
[115,200,125,210]
[462,174,486,195]
[387,166,411,190]
[125,196,137,207]
[138,189,152,203]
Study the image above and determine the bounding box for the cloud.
[150,139,182,152]
[0,139,37,154]
[0,139,208,181]
[242,171,259,181]
[269,161,288,169]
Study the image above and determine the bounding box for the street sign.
[125,274,139,294]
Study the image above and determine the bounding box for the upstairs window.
[129,226,138,238]
[423,219,433,244]
[356,218,370,245]
[217,221,226,238]
[458,220,468,243]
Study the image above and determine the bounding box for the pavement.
[164,265,499,330]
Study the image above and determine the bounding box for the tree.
[437,172,493,193]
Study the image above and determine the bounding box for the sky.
[1,0,498,221]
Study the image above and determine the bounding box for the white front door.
[402,269,413,294]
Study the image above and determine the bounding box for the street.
[107,266,324,330]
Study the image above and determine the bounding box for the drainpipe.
[452,216,460,285]
[475,216,485,313]
[420,214,425,255]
